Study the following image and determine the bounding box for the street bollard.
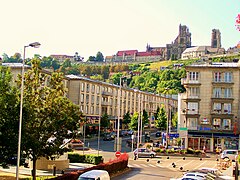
[53,164,56,176]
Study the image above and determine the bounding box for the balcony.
[212,80,234,85]
[101,101,111,106]
[102,91,113,96]
[211,125,232,131]
[181,78,201,85]
[182,94,200,101]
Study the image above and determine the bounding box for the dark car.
[155,131,161,137]
[103,134,113,141]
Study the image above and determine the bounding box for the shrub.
[194,150,202,155]
[68,153,103,165]
[186,148,194,154]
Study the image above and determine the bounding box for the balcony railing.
[181,78,200,85]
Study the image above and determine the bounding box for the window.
[85,106,88,114]
[224,72,232,82]
[96,96,99,104]
[223,103,231,114]
[86,84,90,92]
[90,106,94,114]
[189,87,200,98]
[214,72,222,82]
[91,95,95,103]
[80,94,84,103]
[189,72,199,81]
[81,83,85,92]
[213,88,221,98]
[188,118,198,129]
[187,102,198,113]
[92,85,95,93]
[86,94,89,103]
[96,86,100,94]
[222,119,231,129]
[224,88,232,98]
[213,103,221,112]
[212,118,221,128]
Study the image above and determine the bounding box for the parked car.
[103,134,113,141]
[78,169,110,180]
[127,130,134,135]
[109,131,116,139]
[220,149,238,161]
[133,148,156,158]
[155,131,161,137]
[181,172,207,179]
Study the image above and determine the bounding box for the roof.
[2,63,31,68]
[79,170,109,178]
[188,62,239,68]
[182,46,208,54]
[117,50,138,56]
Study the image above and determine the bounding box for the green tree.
[171,112,178,129]
[142,109,149,127]
[87,56,96,62]
[18,58,82,180]
[122,111,131,129]
[155,106,167,130]
[130,112,139,131]
[101,113,110,129]
[95,51,104,62]
[0,66,19,167]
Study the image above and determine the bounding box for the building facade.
[179,62,240,152]
[64,74,178,131]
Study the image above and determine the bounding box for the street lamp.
[16,42,41,180]
[117,76,122,152]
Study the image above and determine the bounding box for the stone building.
[166,24,192,60]
[179,62,240,152]
[211,29,221,48]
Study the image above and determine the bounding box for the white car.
[133,148,156,158]
[220,149,238,161]
[181,172,207,180]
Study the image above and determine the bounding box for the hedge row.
[68,153,103,165]
[50,153,129,180]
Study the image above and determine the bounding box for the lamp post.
[117,76,122,152]
[16,42,40,180]
[98,86,102,156]
[165,88,170,149]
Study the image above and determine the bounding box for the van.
[220,149,238,161]
[78,170,110,180]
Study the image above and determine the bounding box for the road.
[112,156,220,179]
[80,135,221,180]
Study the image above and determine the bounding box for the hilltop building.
[181,29,225,59]
[106,24,192,63]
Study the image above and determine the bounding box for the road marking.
[182,160,194,168]
[130,164,141,167]
[140,164,148,167]
[148,164,156,167]
[167,159,183,167]
[194,160,207,169]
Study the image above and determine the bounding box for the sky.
[0,0,239,60]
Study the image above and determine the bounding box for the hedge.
[68,153,103,165]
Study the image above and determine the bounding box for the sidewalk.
[0,163,94,178]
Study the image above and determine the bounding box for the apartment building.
[179,62,240,152]
[65,74,177,131]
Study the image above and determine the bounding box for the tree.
[0,66,19,167]
[171,112,178,129]
[101,113,110,129]
[155,106,167,130]
[122,111,131,129]
[87,56,96,62]
[17,58,83,180]
[129,112,139,131]
[95,51,104,62]
[142,109,149,127]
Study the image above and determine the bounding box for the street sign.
[115,151,121,158]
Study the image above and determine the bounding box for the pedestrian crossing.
[128,163,163,168]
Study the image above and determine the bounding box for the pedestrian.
[203,146,206,153]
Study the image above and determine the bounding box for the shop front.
[181,131,239,152]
